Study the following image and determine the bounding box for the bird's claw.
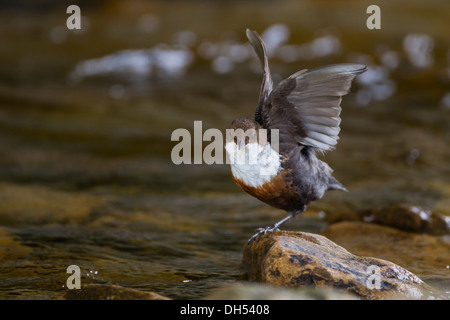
[248,226,280,243]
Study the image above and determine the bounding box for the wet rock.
[242,230,440,300]
[362,204,450,235]
[322,221,450,287]
[326,204,450,235]
[205,282,357,300]
[64,284,170,300]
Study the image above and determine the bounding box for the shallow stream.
[0,1,449,299]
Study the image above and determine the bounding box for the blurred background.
[0,0,449,299]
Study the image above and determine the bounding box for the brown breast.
[231,168,303,212]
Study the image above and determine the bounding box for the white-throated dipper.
[225,29,367,242]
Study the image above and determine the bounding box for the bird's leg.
[248,207,306,243]
[247,214,292,243]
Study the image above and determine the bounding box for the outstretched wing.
[246,29,273,124]
[262,64,367,152]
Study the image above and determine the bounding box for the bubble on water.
[376,44,400,70]
[153,45,195,77]
[197,41,218,59]
[310,35,341,57]
[228,44,250,63]
[403,33,434,68]
[355,65,397,106]
[276,33,340,62]
[406,148,420,165]
[262,24,290,55]
[70,45,194,81]
[357,65,388,85]
[212,56,234,74]
[363,214,375,222]
[371,81,397,101]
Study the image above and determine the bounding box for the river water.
[0,0,449,299]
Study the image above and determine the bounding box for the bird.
[225,29,367,242]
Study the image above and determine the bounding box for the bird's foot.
[248,225,280,243]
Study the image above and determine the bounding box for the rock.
[322,221,450,287]
[361,204,450,235]
[326,204,450,235]
[205,282,358,300]
[64,284,170,300]
[242,230,441,300]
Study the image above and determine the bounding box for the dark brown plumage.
[226,29,367,241]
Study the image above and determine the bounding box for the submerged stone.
[205,282,357,300]
[360,204,450,235]
[326,204,450,235]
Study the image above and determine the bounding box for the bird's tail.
[327,176,348,192]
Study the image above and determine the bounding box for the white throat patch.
[225,141,282,188]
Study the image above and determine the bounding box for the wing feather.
[246,29,367,152]
[246,29,273,124]
[265,63,367,151]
